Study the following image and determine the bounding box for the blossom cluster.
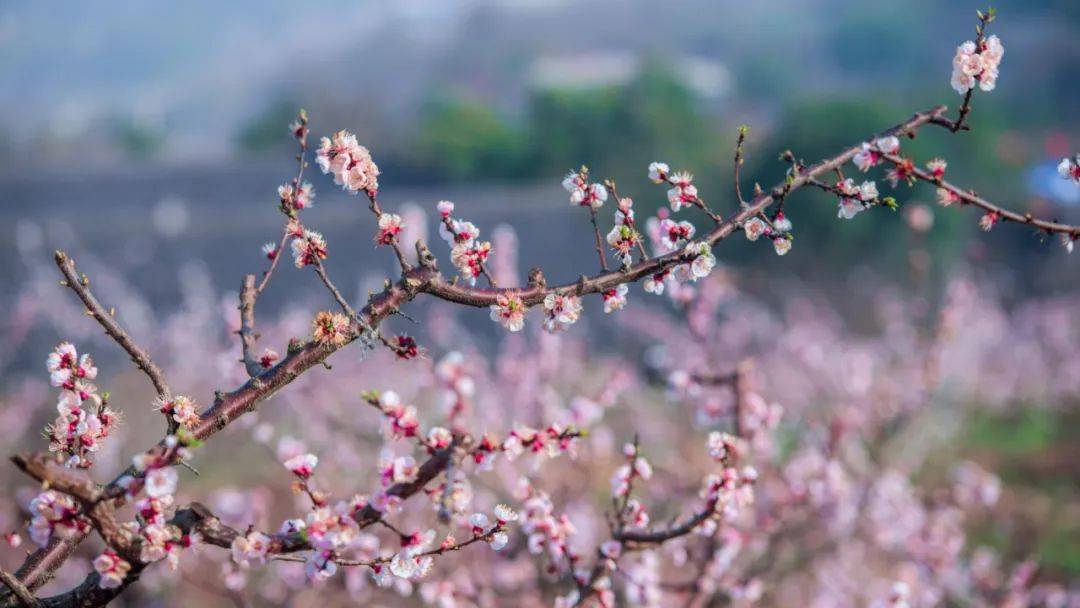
[437,201,493,286]
[44,342,119,467]
[316,129,380,195]
[950,35,1004,94]
[562,168,608,209]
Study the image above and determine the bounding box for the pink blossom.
[284,453,318,479]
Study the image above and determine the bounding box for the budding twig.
[54,251,170,401]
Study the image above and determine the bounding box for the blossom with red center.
[979,211,1000,232]
[290,229,328,268]
[562,170,607,209]
[278,181,315,214]
[886,158,916,187]
[926,158,948,180]
[1058,156,1080,183]
[937,187,961,207]
[647,161,670,184]
[605,224,641,267]
[951,35,1004,94]
[312,311,350,347]
[666,171,698,211]
[490,293,527,332]
[542,293,582,333]
[284,453,318,479]
[394,335,419,359]
[602,284,629,314]
[259,348,279,369]
[376,213,404,246]
[658,218,695,250]
[93,550,131,589]
[154,395,200,429]
[853,136,899,172]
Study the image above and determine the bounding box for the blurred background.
[0,1,1078,604]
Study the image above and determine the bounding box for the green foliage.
[413,98,527,181]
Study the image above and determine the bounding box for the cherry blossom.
[926,158,948,179]
[743,217,768,241]
[542,293,583,333]
[145,466,179,498]
[563,170,608,209]
[312,311,350,347]
[93,550,132,589]
[291,229,328,268]
[937,187,961,206]
[979,211,999,232]
[602,284,629,313]
[278,181,315,214]
[155,395,200,429]
[684,241,716,280]
[666,171,698,211]
[951,35,1004,94]
[27,490,88,547]
[284,453,318,479]
[605,224,641,267]
[490,293,527,332]
[658,218,695,250]
[259,348,279,369]
[648,161,670,184]
[375,213,404,246]
[230,530,272,568]
[261,242,278,260]
[316,130,380,195]
[773,235,792,256]
[853,136,900,172]
[1059,155,1080,183]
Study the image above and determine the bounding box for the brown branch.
[734,125,748,208]
[881,153,1079,236]
[587,207,610,272]
[237,275,262,379]
[53,251,169,399]
[0,571,40,608]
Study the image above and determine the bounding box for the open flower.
[648,161,670,184]
[542,293,582,333]
[155,395,200,429]
[490,294,527,332]
[278,182,314,213]
[666,172,698,211]
[773,236,792,256]
[93,550,131,589]
[951,35,1004,94]
[316,130,380,194]
[684,241,716,280]
[145,466,178,499]
[291,230,328,268]
[231,531,271,568]
[1059,156,1080,183]
[602,284,629,313]
[312,311,350,347]
[375,213,404,246]
[658,218,695,249]
[606,224,640,267]
[743,217,768,241]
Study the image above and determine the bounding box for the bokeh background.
[0,1,1078,605]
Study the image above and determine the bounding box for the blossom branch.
[881,152,1080,236]
[53,251,170,401]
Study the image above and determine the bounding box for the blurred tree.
[413,97,527,181]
